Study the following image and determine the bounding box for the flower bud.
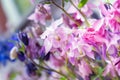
[17,51,25,62]
[18,32,29,46]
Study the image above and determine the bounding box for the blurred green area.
[14,0,31,15]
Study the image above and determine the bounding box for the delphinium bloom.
[9,0,120,80]
[0,34,18,65]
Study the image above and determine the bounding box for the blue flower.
[0,33,18,65]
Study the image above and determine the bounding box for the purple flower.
[108,44,118,57]
[38,46,45,59]
[26,62,37,76]
[26,39,41,59]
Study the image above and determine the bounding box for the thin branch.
[51,0,80,26]
[30,59,69,79]
[69,0,90,26]
[62,0,64,8]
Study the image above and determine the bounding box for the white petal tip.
[10,46,18,60]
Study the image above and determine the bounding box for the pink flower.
[114,0,120,9]
[50,54,64,67]
[62,13,83,28]
[83,28,106,45]
[81,2,95,17]
[103,62,116,77]
[103,57,120,77]
[28,4,51,25]
[99,1,120,33]
[99,2,111,17]
[81,44,95,59]
[109,10,120,33]
[40,18,63,54]
[77,60,92,79]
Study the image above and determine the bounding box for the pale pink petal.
[44,38,52,54]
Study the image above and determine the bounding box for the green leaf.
[78,0,88,8]
[59,77,67,80]
[92,67,104,80]
[19,43,25,52]
[64,0,69,2]
[9,72,18,80]
[98,67,103,74]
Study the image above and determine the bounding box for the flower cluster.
[10,0,120,80]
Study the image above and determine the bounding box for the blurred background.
[0,0,33,37]
[0,0,33,80]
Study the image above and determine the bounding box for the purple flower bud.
[104,3,111,10]
[17,51,25,62]
[45,69,52,75]
[18,32,29,46]
[43,52,51,61]
[39,46,45,59]
[108,44,118,57]
[102,43,107,60]
[91,12,100,19]
[117,39,120,45]
[26,62,37,76]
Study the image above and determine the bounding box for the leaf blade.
[78,0,88,8]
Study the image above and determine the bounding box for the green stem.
[65,55,76,79]
[51,0,80,26]
[69,0,90,27]
[62,0,64,8]
[31,59,69,79]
